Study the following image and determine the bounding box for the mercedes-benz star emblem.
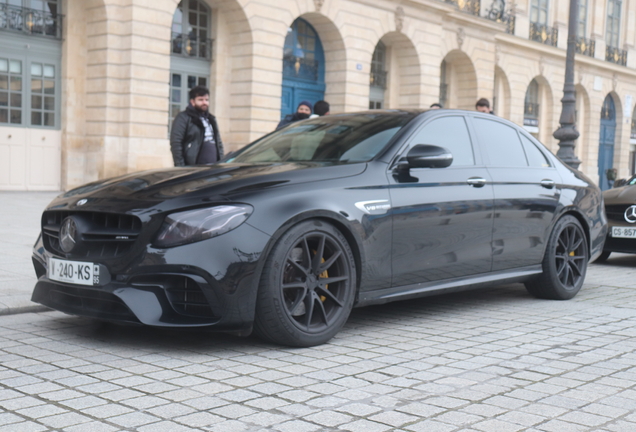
[76,199,88,206]
[624,205,636,224]
[59,217,77,253]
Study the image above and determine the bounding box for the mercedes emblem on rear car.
[59,217,78,253]
[624,205,636,223]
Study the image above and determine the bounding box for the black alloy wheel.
[254,220,356,347]
[525,215,589,300]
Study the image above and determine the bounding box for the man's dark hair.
[475,98,490,109]
[430,103,442,109]
[314,100,330,116]
[189,86,209,100]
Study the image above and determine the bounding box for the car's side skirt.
[356,266,543,307]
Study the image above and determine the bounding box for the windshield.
[229,112,416,164]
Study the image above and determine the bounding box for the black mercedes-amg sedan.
[32,110,607,347]
[595,175,636,261]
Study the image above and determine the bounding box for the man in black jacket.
[170,86,224,166]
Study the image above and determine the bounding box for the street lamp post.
[553,0,581,169]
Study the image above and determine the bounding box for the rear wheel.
[254,220,356,347]
[525,215,588,300]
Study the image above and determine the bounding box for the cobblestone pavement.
[1,256,636,432]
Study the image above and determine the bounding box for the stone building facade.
[1,0,636,191]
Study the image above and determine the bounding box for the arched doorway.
[598,94,617,190]
[439,51,477,110]
[281,18,325,118]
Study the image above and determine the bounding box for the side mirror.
[614,178,626,188]
[406,144,453,168]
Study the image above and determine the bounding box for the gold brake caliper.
[313,253,328,302]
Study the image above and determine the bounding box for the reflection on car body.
[31,110,607,347]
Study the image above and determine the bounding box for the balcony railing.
[370,69,387,89]
[445,0,481,16]
[283,56,319,82]
[171,32,213,61]
[0,3,63,39]
[576,36,595,57]
[529,22,558,47]
[606,45,627,66]
[441,0,516,34]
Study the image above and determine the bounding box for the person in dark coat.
[276,100,313,130]
[170,86,224,166]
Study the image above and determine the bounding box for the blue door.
[598,95,616,190]
[281,19,325,119]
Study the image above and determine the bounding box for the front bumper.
[31,222,271,331]
[603,225,636,254]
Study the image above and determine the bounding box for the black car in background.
[31,110,607,347]
[596,175,636,261]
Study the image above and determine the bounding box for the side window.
[520,134,552,167]
[409,116,475,166]
[473,118,527,167]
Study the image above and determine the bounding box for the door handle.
[540,179,555,189]
[466,177,487,188]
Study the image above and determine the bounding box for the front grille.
[606,204,633,222]
[42,211,142,259]
[131,275,215,319]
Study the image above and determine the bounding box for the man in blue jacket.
[170,86,225,166]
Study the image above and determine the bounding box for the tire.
[594,250,611,263]
[525,215,589,300]
[254,220,357,347]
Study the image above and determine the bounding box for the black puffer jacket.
[170,105,224,166]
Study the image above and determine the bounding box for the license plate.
[611,226,636,239]
[48,257,99,286]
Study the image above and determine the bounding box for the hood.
[603,184,636,204]
[48,162,367,214]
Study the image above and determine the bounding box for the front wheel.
[525,215,589,300]
[254,220,356,347]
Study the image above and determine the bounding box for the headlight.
[154,205,253,248]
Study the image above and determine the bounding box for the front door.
[389,115,494,287]
[281,19,325,119]
[598,95,616,190]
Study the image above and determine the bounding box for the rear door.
[388,115,495,287]
[470,116,561,271]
